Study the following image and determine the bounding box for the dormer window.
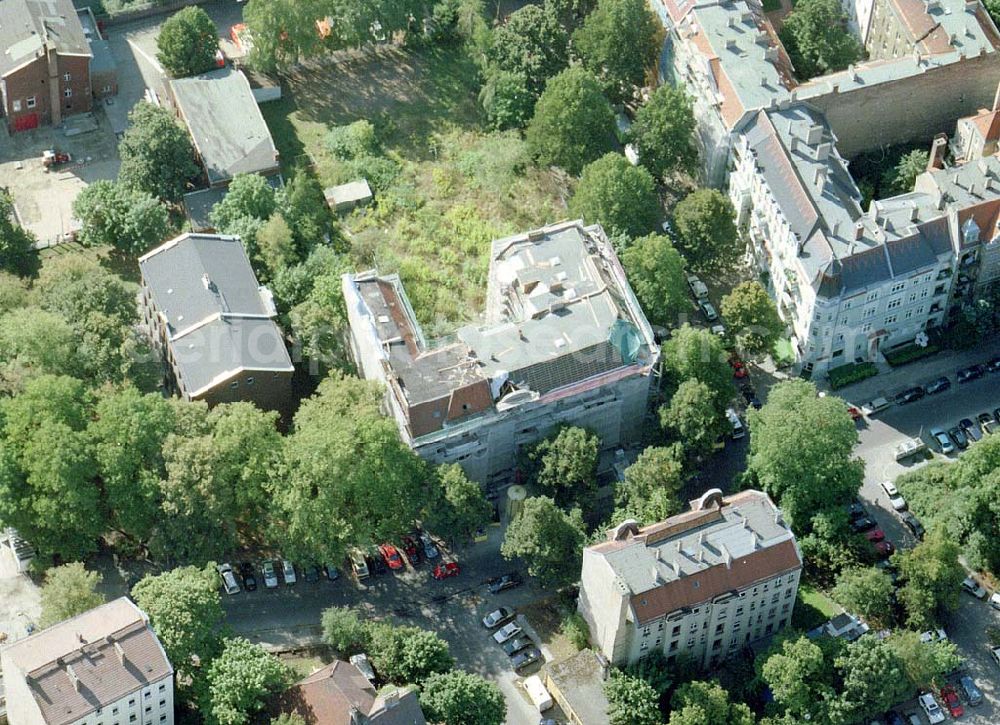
[962,217,980,245]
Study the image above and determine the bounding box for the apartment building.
[343,220,659,489]
[578,489,802,668]
[0,598,174,725]
[138,233,294,412]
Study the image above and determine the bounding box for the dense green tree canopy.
[672,189,740,273]
[488,5,568,96]
[668,680,754,725]
[778,0,864,81]
[621,232,688,328]
[118,102,200,202]
[0,188,39,278]
[38,562,105,627]
[203,638,292,725]
[480,69,534,130]
[885,630,962,691]
[885,149,930,195]
[630,84,698,178]
[365,622,455,685]
[661,324,732,410]
[501,496,585,586]
[604,671,661,725]
[661,379,727,461]
[211,173,277,232]
[425,464,493,544]
[569,153,660,240]
[831,566,895,628]
[894,529,964,629]
[157,7,220,78]
[614,444,684,525]
[320,606,367,655]
[572,0,660,103]
[524,425,599,512]
[0,308,80,387]
[72,180,170,255]
[721,281,785,358]
[420,671,507,725]
[830,636,910,724]
[759,634,838,721]
[526,67,616,174]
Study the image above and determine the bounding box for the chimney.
[910,205,919,222]
[806,124,824,145]
[789,137,799,153]
[749,530,759,550]
[720,543,733,568]
[77,632,86,644]
[816,142,832,160]
[201,273,212,290]
[65,664,81,692]
[114,641,126,666]
[726,39,738,52]
[814,167,827,191]
[928,135,948,170]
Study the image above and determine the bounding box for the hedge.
[828,361,879,390]
[883,343,940,367]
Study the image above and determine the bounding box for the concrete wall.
[811,54,1000,159]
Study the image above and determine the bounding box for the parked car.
[324,563,340,580]
[851,516,877,532]
[726,408,745,439]
[939,685,963,718]
[698,299,718,321]
[281,560,297,585]
[961,576,987,599]
[879,480,907,511]
[493,622,523,644]
[239,562,257,591]
[350,653,376,684]
[261,560,279,588]
[482,607,515,628]
[401,536,421,566]
[918,692,945,724]
[884,713,906,725]
[873,540,895,558]
[959,674,983,706]
[900,512,925,539]
[990,592,1000,611]
[862,397,892,416]
[488,572,523,594]
[957,364,985,383]
[740,384,761,409]
[350,550,370,580]
[929,427,955,454]
[501,636,533,656]
[925,377,951,395]
[511,647,542,670]
[977,412,998,435]
[419,532,440,559]
[686,274,709,299]
[303,564,322,583]
[992,644,1000,666]
[378,543,404,571]
[847,500,866,520]
[217,563,241,595]
[948,426,969,449]
[919,628,948,644]
[729,355,748,379]
[865,528,886,542]
[959,417,983,443]
[432,562,460,580]
[898,387,926,404]
[368,550,387,575]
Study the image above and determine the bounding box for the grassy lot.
[518,592,585,663]
[260,44,570,334]
[791,583,842,632]
[279,646,337,678]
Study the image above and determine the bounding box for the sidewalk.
[816,338,1000,403]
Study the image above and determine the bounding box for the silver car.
[492,622,523,644]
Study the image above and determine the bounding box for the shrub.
[828,361,878,389]
[561,611,591,650]
[883,343,940,367]
[326,121,380,160]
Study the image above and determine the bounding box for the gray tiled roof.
[169,68,279,186]
[0,0,90,77]
[139,234,293,396]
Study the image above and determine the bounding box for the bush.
[883,343,940,367]
[561,611,591,650]
[326,121,380,160]
[827,361,878,389]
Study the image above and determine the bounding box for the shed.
[324,179,373,213]
[543,649,611,725]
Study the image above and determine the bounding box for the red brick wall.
[2,52,91,131]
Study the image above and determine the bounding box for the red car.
[847,405,862,421]
[378,543,404,571]
[939,685,964,718]
[729,356,748,379]
[865,528,885,542]
[401,536,421,565]
[873,540,895,558]
[432,562,460,580]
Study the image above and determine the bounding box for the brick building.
[0,0,92,132]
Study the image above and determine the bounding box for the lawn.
[260,43,570,334]
[791,583,842,632]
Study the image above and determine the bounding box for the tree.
[487,5,568,96]
[0,272,29,314]
[270,715,306,725]
[831,566,895,628]
[660,324,732,410]
[365,623,455,685]
[210,173,277,232]
[798,506,866,580]
[0,308,80,385]
[568,153,659,240]
[320,606,368,655]
[0,188,39,277]
[672,189,740,274]
[278,374,431,564]
[886,630,961,691]
[885,149,930,195]
[278,171,337,253]
[661,379,727,461]
[614,444,685,524]
[759,635,837,722]
[501,496,585,586]
[720,281,784,358]
[746,379,862,531]
[630,84,698,178]
[526,67,616,174]
[118,102,200,202]
[604,671,661,725]
[242,0,319,73]
[256,214,299,277]
[894,529,964,629]
[420,671,507,725]
[668,680,754,725]
[131,565,224,686]
[157,7,220,78]
[524,425,599,512]
[621,233,688,328]
[572,0,659,103]
[830,636,910,724]
[325,120,379,160]
[426,464,492,544]
[203,638,292,725]
[779,0,863,81]
[38,563,105,627]
[480,69,534,130]
[72,180,170,255]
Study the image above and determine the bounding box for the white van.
[990,592,1000,611]
[350,549,370,580]
[217,563,240,595]
[523,675,553,712]
[726,408,745,439]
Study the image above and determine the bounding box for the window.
[920,288,930,298]
[655,638,661,647]
[113,709,119,716]
[863,306,877,319]
[785,589,793,598]
[891,282,905,293]
[12,99,21,112]
[712,638,722,650]
[715,623,724,634]
[158,700,165,708]
[672,625,681,636]
[735,606,744,615]
[687,638,695,647]
[160,718,167,723]
[886,298,901,310]
[246,376,255,385]
[640,641,648,651]
[63,88,72,98]
[145,693,151,700]
[916,306,925,315]
[230,381,239,389]
[782,603,791,613]
[129,700,136,708]
[771,593,779,604]
[26,96,36,108]
[861,323,873,333]
[130,716,137,723]
[670,640,679,651]
[642,626,651,637]
[145,706,152,714]
[908,293,918,303]
[884,315,897,325]
[904,310,913,320]
[866,290,879,302]
[63,72,72,81]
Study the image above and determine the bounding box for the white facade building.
[1,598,174,725]
[578,489,802,668]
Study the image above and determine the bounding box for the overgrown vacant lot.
[261,44,570,334]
